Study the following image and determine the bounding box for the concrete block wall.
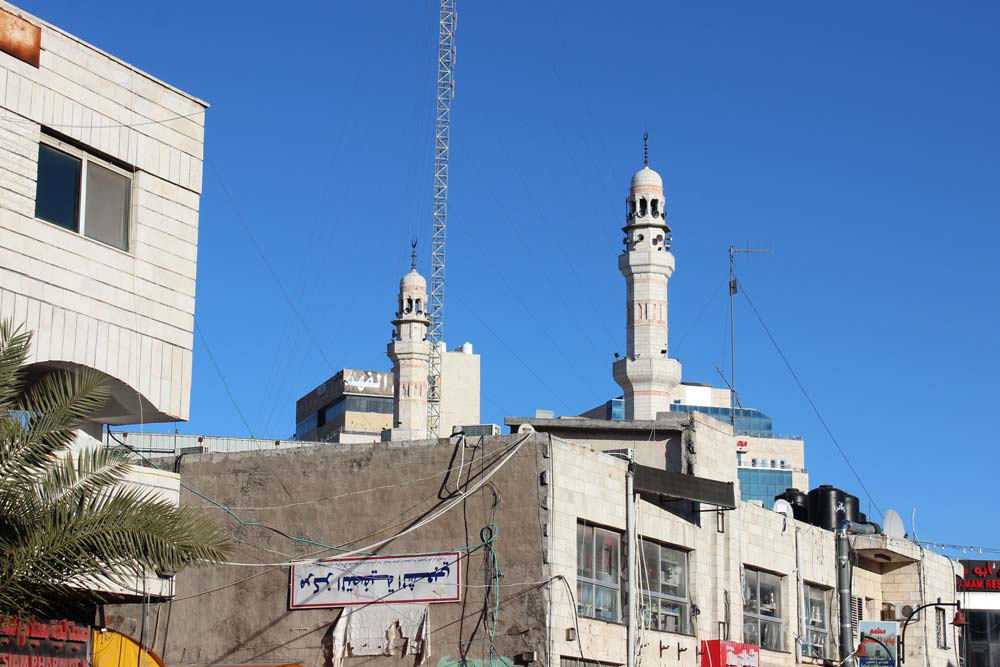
[546,435,962,667]
[0,2,205,422]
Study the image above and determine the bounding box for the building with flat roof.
[0,1,205,434]
[0,0,208,600]
[106,148,962,667]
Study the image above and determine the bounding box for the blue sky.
[21,1,999,553]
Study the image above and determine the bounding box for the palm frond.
[0,320,232,617]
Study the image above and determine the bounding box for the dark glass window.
[34,138,131,251]
[35,143,81,231]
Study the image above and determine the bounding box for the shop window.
[577,522,621,622]
[743,567,784,651]
[35,134,132,251]
[640,539,691,634]
[803,584,830,658]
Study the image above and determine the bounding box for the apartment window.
[640,539,691,634]
[577,523,621,622]
[936,607,948,649]
[743,567,784,651]
[803,584,830,658]
[35,135,132,250]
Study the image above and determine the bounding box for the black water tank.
[808,485,847,531]
[859,512,868,525]
[845,493,861,524]
[774,488,809,522]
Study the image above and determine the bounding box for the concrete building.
[0,1,205,433]
[104,149,964,667]
[0,1,207,597]
[958,560,1000,667]
[580,387,807,509]
[293,257,481,443]
[295,369,395,443]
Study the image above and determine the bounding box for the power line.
[194,319,255,438]
[737,279,884,520]
[1,109,205,129]
[206,159,335,373]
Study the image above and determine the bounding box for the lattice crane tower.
[426,0,455,437]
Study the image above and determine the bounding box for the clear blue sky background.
[21,1,999,553]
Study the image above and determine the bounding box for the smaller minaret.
[387,244,432,441]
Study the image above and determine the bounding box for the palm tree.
[0,321,230,618]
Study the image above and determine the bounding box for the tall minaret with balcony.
[613,136,682,420]
[387,246,432,440]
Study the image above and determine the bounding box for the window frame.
[743,566,785,652]
[638,537,692,635]
[35,133,134,252]
[935,607,948,649]
[576,522,622,623]
[803,583,831,658]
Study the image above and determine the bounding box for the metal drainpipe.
[796,527,806,662]
[837,522,854,663]
[626,450,637,667]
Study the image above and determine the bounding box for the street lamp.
[899,600,967,664]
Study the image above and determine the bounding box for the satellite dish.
[773,499,794,519]
[884,509,906,539]
[517,423,535,434]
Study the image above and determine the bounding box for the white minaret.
[387,245,432,440]
[613,135,682,420]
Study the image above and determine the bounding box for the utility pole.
[728,243,769,428]
[625,449,637,667]
[426,0,456,438]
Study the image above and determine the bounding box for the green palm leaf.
[0,321,231,618]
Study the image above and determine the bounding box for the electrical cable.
[206,159,336,373]
[108,431,530,562]
[220,432,530,566]
[1,109,206,129]
[189,436,520,511]
[109,430,526,562]
[737,278,884,520]
[453,293,575,414]
[193,319,256,438]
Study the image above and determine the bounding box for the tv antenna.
[728,243,771,427]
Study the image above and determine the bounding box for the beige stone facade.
[0,1,205,425]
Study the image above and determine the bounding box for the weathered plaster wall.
[107,434,549,667]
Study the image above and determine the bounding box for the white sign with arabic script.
[290,552,461,609]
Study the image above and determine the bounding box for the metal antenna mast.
[728,243,770,427]
[427,0,456,438]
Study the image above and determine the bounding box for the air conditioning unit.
[881,603,920,622]
[457,424,501,437]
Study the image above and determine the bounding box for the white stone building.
[0,1,207,597]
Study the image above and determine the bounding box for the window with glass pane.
[743,567,784,651]
[803,584,829,658]
[35,143,81,232]
[84,161,130,249]
[34,136,131,251]
[639,538,690,634]
[576,523,620,622]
